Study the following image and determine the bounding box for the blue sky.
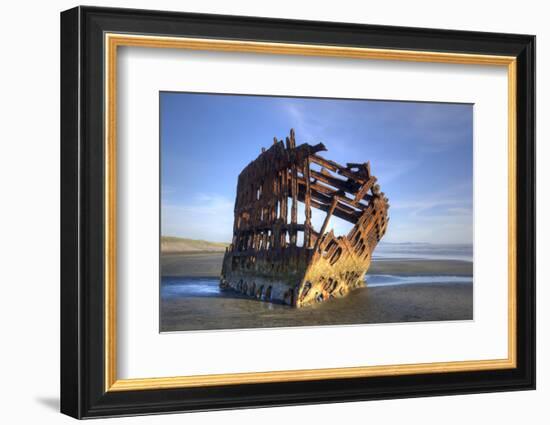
[160,92,473,245]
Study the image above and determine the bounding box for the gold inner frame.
[104,33,517,392]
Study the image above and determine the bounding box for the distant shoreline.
[161,251,473,278]
[161,236,228,254]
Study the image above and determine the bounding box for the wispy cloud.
[385,214,473,244]
[391,180,472,214]
[280,101,329,142]
[396,104,472,154]
[391,198,471,216]
[385,181,473,243]
[161,193,234,242]
[372,158,422,185]
[161,185,175,197]
[161,93,473,245]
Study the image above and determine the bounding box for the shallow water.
[161,274,473,299]
[160,278,474,331]
[161,277,221,298]
[366,274,472,287]
[160,246,474,331]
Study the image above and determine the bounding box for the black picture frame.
[61,5,535,419]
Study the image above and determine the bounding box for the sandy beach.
[160,252,473,332]
[161,282,472,332]
[161,252,226,277]
[161,252,473,277]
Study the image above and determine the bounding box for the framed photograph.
[60,6,535,419]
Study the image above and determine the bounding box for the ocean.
[161,243,473,299]
[373,242,473,261]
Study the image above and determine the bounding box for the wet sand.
[161,282,473,332]
[161,252,225,277]
[161,252,473,277]
[160,252,473,332]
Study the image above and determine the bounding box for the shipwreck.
[220,129,389,307]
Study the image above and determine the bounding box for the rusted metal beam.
[309,169,358,193]
[296,177,367,211]
[312,196,339,254]
[297,185,362,217]
[220,129,389,308]
[310,155,369,183]
[353,176,377,202]
[308,198,359,223]
[303,155,312,248]
[289,131,298,246]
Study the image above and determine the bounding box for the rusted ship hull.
[220,129,389,307]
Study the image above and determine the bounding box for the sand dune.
[161,236,228,254]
